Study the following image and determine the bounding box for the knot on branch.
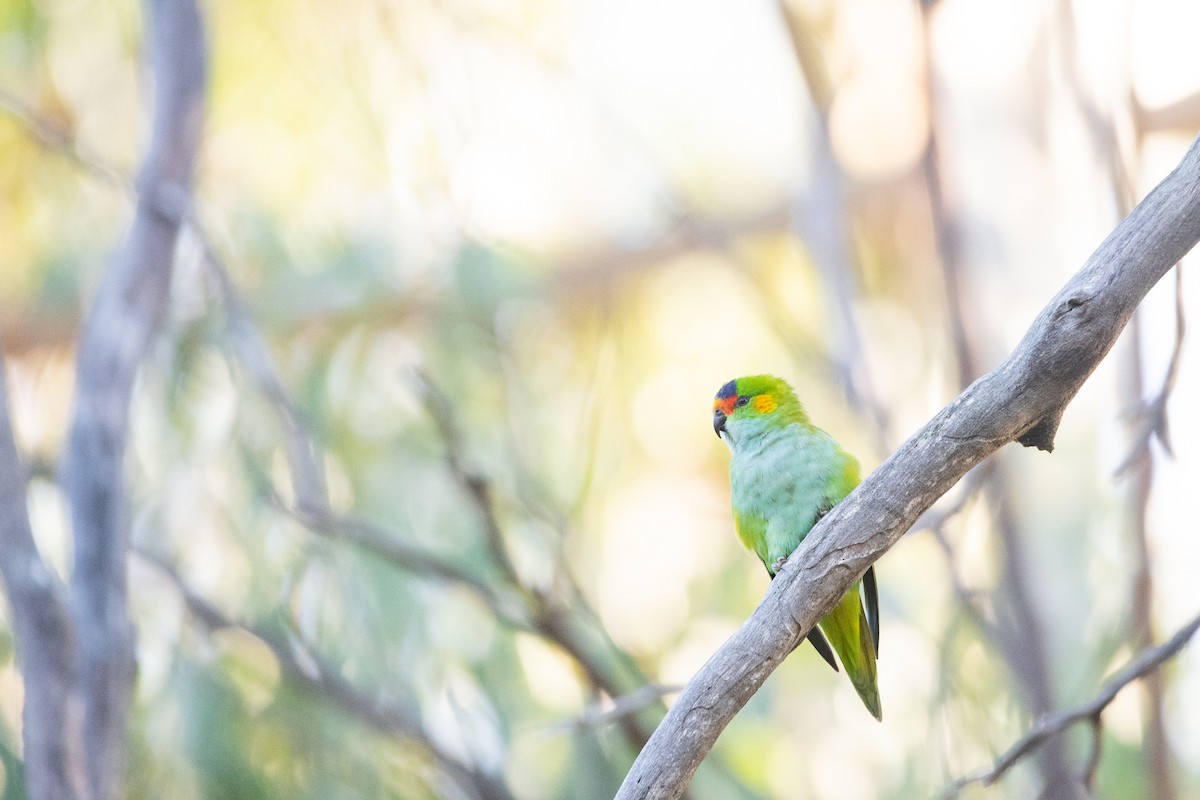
[1049,289,1098,336]
[1017,409,1063,452]
[1061,293,1090,313]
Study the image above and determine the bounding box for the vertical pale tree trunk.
[0,364,83,800]
[58,1,207,798]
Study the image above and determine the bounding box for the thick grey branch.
[615,136,1200,799]
[60,1,207,798]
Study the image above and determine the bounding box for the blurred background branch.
[0,358,83,799]
[136,548,520,800]
[943,609,1200,798]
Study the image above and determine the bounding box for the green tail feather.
[817,581,882,721]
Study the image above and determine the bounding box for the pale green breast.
[729,422,860,573]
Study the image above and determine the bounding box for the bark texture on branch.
[60,1,207,798]
[615,135,1200,799]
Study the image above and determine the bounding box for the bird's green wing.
[819,584,882,721]
[732,508,770,571]
[736,507,839,672]
[823,452,881,655]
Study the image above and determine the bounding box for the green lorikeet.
[713,374,882,721]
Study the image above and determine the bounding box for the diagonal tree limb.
[60,1,207,798]
[0,360,85,800]
[941,609,1200,797]
[615,134,1200,799]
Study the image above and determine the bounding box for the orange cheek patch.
[753,395,777,413]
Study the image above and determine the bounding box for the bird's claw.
[770,555,789,574]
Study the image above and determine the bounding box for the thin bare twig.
[1114,279,1182,800]
[135,548,517,800]
[201,248,330,507]
[293,503,498,599]
[290,494,658,732]
[941,609,1200,798]
[1115,267,1185,475]
[410,369,670,752]
[0,88,131,190]
[927,527,997,645]
[410,369,522,585]
[912,467,998,642]
[544,684,684,736]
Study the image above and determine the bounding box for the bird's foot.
[770,555,789,574]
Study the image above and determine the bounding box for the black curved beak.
[713,409,727,437]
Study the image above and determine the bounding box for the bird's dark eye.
[735,396,750,407]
